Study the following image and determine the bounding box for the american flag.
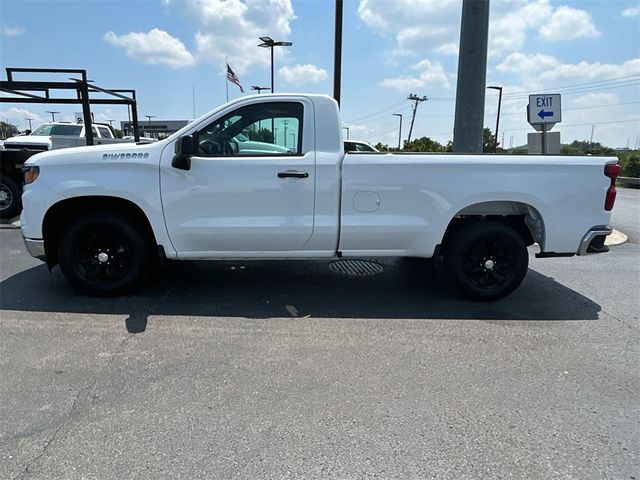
[226,64,244,93]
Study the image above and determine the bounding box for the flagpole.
[225,56,229,102]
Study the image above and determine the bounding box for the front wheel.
[0,176,22,219]
[446,221,528,301]
[58,213,151,295]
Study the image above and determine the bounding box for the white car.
[344,140,378,152]
[3,122,126,151]
[20,94,619,300]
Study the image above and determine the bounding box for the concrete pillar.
[453,0,490,153]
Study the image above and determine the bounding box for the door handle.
[278,170,309,179]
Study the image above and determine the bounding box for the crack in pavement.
[13,332,136,480]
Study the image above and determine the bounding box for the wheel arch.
[42,195,160,268]
[439,200,546,254]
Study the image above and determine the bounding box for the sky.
[0,0,639,148]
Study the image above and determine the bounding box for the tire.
[58,213,151,295]
[0,175,22,219]
[446,221,528,301]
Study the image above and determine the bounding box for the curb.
[605,229,628,246]
[0,217,20,229]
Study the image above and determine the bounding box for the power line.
[344,100,408,123]
[500,117,640,132]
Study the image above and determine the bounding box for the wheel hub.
[0,191,8,202]
[97,252,109,263]
[484,259,495,270]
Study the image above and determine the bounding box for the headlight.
[23,166,40,185]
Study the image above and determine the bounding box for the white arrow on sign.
[528,94,561,125]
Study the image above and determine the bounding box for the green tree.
[618,152,640,178]
[403,136,445,152]
[247,127,274,144]
[483,128,498,153]
[112,128,124,139]
[0,121,19,139]
[374,142,391,152]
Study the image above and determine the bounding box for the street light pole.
[393,113,403,150]
[487,85,502,153]
[258,37,292,94]
[46,111,59,122]
[26,117,33,131]
[343,126,349,139]
[144,115,156,137]
[251,86,271,94]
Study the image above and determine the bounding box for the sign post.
[527,93,561,154]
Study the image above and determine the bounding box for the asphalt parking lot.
[1,190,638,479]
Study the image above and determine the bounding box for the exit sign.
[528,94,562,124]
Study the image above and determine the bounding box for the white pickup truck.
[20,94,620,300]
[3,122,125,151]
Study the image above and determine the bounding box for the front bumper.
[577,226,612,256]
[23,237,46,261]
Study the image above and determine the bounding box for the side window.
[344,142,356,152]
[91,127,99,137]
[97,126,113,138]
[196,101,303,157]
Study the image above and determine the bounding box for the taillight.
[604,163,620,211]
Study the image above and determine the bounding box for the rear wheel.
[58,213,151,295]
[446,221,528,301]
[0,176,22,219]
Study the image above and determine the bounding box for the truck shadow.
[0,257,601,333]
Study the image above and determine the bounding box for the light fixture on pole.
[251,86,271,94]
[343,126,349,139]
[392,113,403,150]
[145,115,156,137]
[26,117,33,131]
[487,85,502,153]
[46,111,59,122]
[257,36,292,94]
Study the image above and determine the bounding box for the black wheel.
[0,175,22,219]
[446,221,528,301]
[58,213,151,295]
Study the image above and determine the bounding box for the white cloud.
[278,64,328,86]
[435,42,458,56]
[572,93,620,108]
[104,28,195,68]
[622,4,640,17]
[496,52,560,74]
[2,25,25,36]
[380,59,451,92]
[0,108,43,129]
[169,0,295,75]
[542,58,640,82]
[489,0,553,56]
[539,6,600,41]
[357,0,460,55]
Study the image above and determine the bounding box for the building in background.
[120,120,189,140]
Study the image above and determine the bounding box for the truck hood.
[25,140,168,167]
[4,135,52,148]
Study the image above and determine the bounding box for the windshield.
[31,124,83,136]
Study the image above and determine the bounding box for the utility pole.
[283,120,289,147]
[333,0,344,106]
[406,94,427,144]
[452,0,490,152]
[590,124,595,152]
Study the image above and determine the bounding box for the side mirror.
[172,135,194,170]
[174,135,194,155]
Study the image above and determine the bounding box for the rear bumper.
[23,237,46,261]
[577,226,612,256]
